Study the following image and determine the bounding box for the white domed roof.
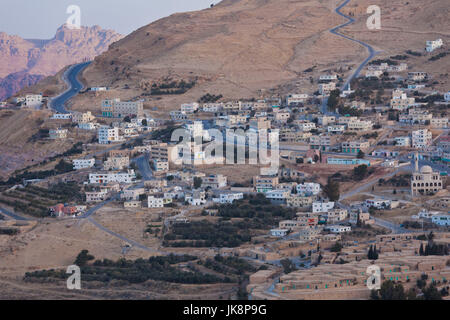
[420,165,433,174]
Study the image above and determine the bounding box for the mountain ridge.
[0,24,123,100]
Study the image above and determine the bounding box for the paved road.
[50,61,91,113]
[135,154,154,181]
[331,0,379,91]
[320,0,379,115]
[86,216,159,253]
[0,207,30,221]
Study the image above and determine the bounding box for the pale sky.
[0,0,217,39]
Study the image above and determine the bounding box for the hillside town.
[0,13,449,301]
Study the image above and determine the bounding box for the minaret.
[414,152,419,172]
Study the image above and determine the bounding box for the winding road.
[331,0,379,91]
[322,0,379,114]
[50,61,91,114]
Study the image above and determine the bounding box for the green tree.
[74,250,95,267]
[193,177,203,189]
[378,280,406,300]
[357,150,365,159]
[422,284,442,300]
[330,241,343,252]
[324,179,340,201]
[353,164,368,181]
[280,259,297,274]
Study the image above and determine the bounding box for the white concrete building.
[431,215,450,226]
[49,129,68,139]
[395,136,411,147]
[51,113,72,120]
[98,126,120,144]
[180,102,199,114]
[319,82,336,95]
[270,229,289,237]
[85,191,108,203]
[73,158,95,170]
[213,192,244,204]
[89,170,136,184]
[296,183,321,196]
[25,94,42,107]
[325,225,351,233]
[328,125,345,134]
[295,120,316,132]
[312,201,335,213]
[78,122,97,130]
[426,39,443,52]
[265,189,290,202]
[286,94,309,105]
[412,129,432,149]
[147,196,164,208]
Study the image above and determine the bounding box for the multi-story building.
[395,136,411,147]
[426,39,443,52]
[73,158,95,170]
[202,103,223,112]
[319,82,336,95]
[274,111,291,123]
[319,74,338,81]
[286,195,314,208]
[412,129,432,149]
[318,115,336,126]
[347,120,373,131]
[98,126,120,144]
[101,99,143,118]
[327,125,345,134]
[326,158,371,166]
[296,183,321,196]
[341,141,370,154]
[51,113,72,120]
[430,118,448,128]
[72,111,95,124]
[89,170,136,184]
[280,128,311,143]
[326,209,348,223]
[408,72,428,82]
[121,188,145,201]
[309,134,331,151]
[312,201,335,213]
[253,175,279,193]
[295,120,316,132]
[390,90,415,111]
[265,189,291,202]
[49,129,68,139]
[147,196,164,208]
[286,94,308,105]
[103,156,130,171]
[201,174,227,189]
[149,143,175,162]
[152,159,169,173]
[181,102,200,114]
[85,191,109,203]
[212,192,244,204]
[325,225,351,233]
[25,94,43,107]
